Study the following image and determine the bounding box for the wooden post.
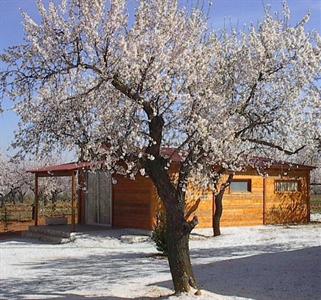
[34,174,39,226]
[307,171,311,223]
[263,176,266,225]
[71,171,76,232]
[212,192,215,233]
[77,169,86,224]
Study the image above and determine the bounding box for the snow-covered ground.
[311,213,321,222]
[1,221,321,300]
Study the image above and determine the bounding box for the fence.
[310,195,321,214]
[0,202,74,232]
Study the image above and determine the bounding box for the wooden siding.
[113,175,153,230]
[185,187,212,228]
[150,180,213,229]
[85,171,112,225]
[183,172,264,228]
[114,168,310,230]
[179,169,310,228]
[264,169,309,224]
[220,172,264,227]
[150,185,161,229]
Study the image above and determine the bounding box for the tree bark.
[166,206,198,293]
[213,192,223,236]
[213,174,234,237]
[145,157,199,294]
[142,105,199,294]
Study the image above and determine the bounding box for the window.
[275,180,300,192]
[229,180,251,193]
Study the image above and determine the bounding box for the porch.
[22,223,150,244]
[22,224,109,244]
[27,161,108,232]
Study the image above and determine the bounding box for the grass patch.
[310,195,321,214]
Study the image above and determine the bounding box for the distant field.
[310,195,321,214]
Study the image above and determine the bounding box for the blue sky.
[0,0,320,157]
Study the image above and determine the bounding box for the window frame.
[228,179,252,194]
[274,180,301,193]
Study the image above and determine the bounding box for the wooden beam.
[212,192,215,234]
[71,171,76,232]
[263,176,266,225]
[307,171,311,223]
[111,176,115,227]
[34,174,39,226]
[77,169,86,224]
[77,170,82,224]
[35,171,75,177]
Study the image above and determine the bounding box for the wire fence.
[0,202,75,232]
[310,195,321,214]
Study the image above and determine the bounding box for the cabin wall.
[115,168,310,230]
[183,171,264,228]
[112,175,154,230]
[150,185,160,228]
[181,168,310,228]
[184,187,212,228]
[264,169,309,224]
[220,171,264,226]
[150,184,213,229]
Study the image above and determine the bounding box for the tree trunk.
[142,110,199,294]
[166,208,198,294]
[213,192,223,236]
[213,174,234,237]
[145,157,199,294]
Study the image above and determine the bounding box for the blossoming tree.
[1,0,320,293]
[0,153,33,205]
[0,153,70,206]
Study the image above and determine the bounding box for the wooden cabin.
[28,154,314,231]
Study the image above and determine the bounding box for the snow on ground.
[0,221,321,300]
[311,213,321,222]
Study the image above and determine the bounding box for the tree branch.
[245,138,306,155]
[183,215,199,234]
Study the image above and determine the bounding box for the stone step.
[23,231,75,244]
[23,227,76,244]
[28,226,73,238]
[120,235,150,243]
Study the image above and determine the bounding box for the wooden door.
[85,171,112,225]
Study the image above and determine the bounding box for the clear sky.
[0,0,320,157]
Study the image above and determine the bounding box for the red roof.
[160,148,315,170]
[28,148,315,175]
[160,147,185,162]
[27,161,101,174]
[248,157,315,170]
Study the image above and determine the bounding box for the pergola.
[28,162,93,231]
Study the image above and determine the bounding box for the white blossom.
[0,0,320,189]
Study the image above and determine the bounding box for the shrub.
[151,212,168,256]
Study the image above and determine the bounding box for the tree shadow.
[1,242,320,300]
[0,231,23,241]
[265,191,308,224]
[157,246,321,300]
[0,293,169,300]
[0,250,171,299]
